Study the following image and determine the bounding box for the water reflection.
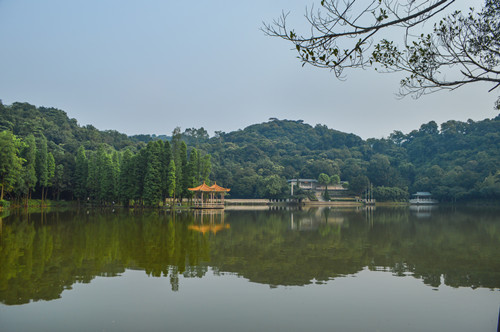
[0,206,499,305]
[409,204,438,218]
[290,208,345,231]
[189,209,230,235]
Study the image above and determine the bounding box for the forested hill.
[221,119,363,149]
[1,101,500,202]
[200,117,500,201]
[0,102,142,153]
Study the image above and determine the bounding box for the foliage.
[373,186,409,202]
[0,103,212,206]
[264,1,500,107]
[0,131,23,200]
[0,102,499,203]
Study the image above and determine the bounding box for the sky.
[0,0,496,140]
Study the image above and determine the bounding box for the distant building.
[287,179,317,193]
[287,179,348,197]
[409,192,438,205]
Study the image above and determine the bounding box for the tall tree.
[99,153,115,203]
[46,152,55,201]
[36,135,49,204]
[20,134,37,201]
[200,154,211,184]
[318,173,331,200]
[0,131,23,200]
[132,148,148,205]
[119,149,135,206]
[143,141,163,206]
[86,151,99,201]
[160,141,172,202]
[176,141,188,201]
[74,146,88,202]
[185,148,199,199]
[52,164,66,200]
[167,158,176,202]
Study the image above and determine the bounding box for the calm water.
[0,206,499,331]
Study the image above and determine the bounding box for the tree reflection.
[0,206,499,305]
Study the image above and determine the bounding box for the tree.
[318,173,332,200]
[19,134,37,201]
[184,148,199,201]
[167,159,176,202]
[74,146,88,202]
[176,141,188,201]
[349,175,370,196]
[160,141,172,202]
[52,164,66,201]
[119,149,135,206]
[86,151,99,201]
[99,153,115,203]
[132,148,148,204]
[262,175,288,199]
[200,154,211,184]
[0,131,23,200]
[47,152,55,200]
[330,174,340,185]
[36,135,49,204]
[368,154,392,186]
[264,1,500,107]
[143,141,163,206]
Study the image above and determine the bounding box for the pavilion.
[188,182,230,209]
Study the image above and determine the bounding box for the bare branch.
[264,0,500,106]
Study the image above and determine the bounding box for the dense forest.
[1,101,499,204]
[0,102,210,206]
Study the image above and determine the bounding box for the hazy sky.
[0,0,495,139]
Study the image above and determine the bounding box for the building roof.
[413,192,432,196]
[210,182,231,192]
[188,183,213,192]
[287,179,318,183]
[188,182,230,192]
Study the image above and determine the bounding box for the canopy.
[188,182,230,193]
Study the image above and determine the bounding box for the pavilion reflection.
[409,204,437,218]
[188,209,230,235]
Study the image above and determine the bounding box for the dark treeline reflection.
[1,207,499,305]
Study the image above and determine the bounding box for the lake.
[0,206,499,331]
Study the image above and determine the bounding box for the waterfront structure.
[409,192,438,205]
[287,178,348,197]
[188,182,230,209]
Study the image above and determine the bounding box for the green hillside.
[1,101,499,203]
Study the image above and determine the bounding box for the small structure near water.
[287,178,349,201]
[188,182,230,209]
[409,192,438,205]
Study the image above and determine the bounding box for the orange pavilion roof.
[210,182,231,192]
[188,183,213,192]
[188,182,230,192]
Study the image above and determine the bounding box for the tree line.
[199,117,500,202]
[1,101,500,203]
[0,128,211,207]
